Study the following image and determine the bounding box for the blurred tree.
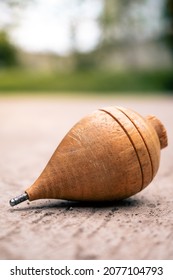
[0,0,33,67]
[98,0,147,49]
[0,31,18,67]
[164,0,173,56]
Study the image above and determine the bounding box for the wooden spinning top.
[10,106,167,206]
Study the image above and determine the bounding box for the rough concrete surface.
[0,95,173,260]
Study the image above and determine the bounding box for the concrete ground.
[0,94,173,260]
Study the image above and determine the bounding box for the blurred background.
[0,0,172,94]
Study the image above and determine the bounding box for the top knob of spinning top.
[146,115,168,149]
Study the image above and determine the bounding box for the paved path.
[0,95,173,260]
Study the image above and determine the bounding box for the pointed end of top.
[146,115,168,149]
[9,193,29,207]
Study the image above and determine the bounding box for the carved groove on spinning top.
[99,109,144,190]
[117,107,154,181]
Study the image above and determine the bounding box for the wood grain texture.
[26,105,167,202]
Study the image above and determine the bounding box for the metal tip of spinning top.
[9,193,29,207]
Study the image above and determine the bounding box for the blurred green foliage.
[164,0,173,56]
[0,0,172,94]
[0,68,172,93]
[0,31,18,67]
